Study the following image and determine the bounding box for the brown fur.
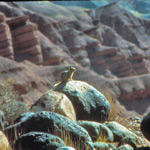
[54,67,76,87]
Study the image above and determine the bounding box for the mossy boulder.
[77,120,113,142]
[92,142,109,150]
[140,112,150,141]
[15,132,65,150]
[14,112,35,123]
[54,80,110,123]
[105,121,137,143]
[0,131,10,150]
[117,144,134,150]
[31,90,76,121]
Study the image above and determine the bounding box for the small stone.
[117,144,134,150]
[135,131,140,136]
[56,146,76,150]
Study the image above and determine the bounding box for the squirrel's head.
[69,66,76,72]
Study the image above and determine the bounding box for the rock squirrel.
[54,67,76,87]
[61,66,76,83]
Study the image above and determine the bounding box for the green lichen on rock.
[54,80,110,123]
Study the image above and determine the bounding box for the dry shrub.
[96,131,109,143]
[99,89,121,121]
[0,78,29,124]
[54,127,91,150]
[85,81,121,122]
[0,79,30,150]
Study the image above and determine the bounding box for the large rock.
[140,112,150,141]
[77,120,113,142]
[92,142,110,150]
[54,80,110,123]
[14,112,34,123]
[6,111,93,150]
[0,131,10,150]
[31,90,76,121]
[117,144,134,150]
[117,136,137,150]
[15,132,65,150]
[105,121,137,143]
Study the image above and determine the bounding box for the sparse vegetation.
[55,127,91,150]
[0,78,29,124]
[0,79,30,149]
[97,88,121,122]
[96,131,109,143]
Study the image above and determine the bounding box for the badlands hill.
[0,2,150,117]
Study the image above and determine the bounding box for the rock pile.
[6,111,93,150]
[0,12,14,60]
[5,111,139,150]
